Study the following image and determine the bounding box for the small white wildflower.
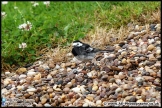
[33,2,39,7]
[18,21,32,31]
[2,1,8,4]
[14,6,18,9]
[19,42,27,51]
[43,1,50,5]
[1,11,7,18]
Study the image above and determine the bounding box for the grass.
[1,1,160,71]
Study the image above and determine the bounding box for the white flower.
[14,6,18,9]
[33,2,39,7]
[18,21,32,31]
[1,11,7,18]
[2,1,8,4]
[19,42,27,51]
[43,1,50,5]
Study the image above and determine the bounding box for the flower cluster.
[31,1,39,7]
[43,1,50,6]
[1,11,7,18]
[18,21,32,31]
[2,1,8,5]
[19,42,27,51]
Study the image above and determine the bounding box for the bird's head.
[72,40,83,47]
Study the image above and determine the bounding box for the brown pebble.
[109,78,115,83]
[136,89,142,94]
[63,87,70,93]
[101,75,108,81]
[24,93,30,98]
[111,86,118,91]
[143,76,155,81]
[122,91,128,98]
[35,97,40,103]
[141,95,146,101]
[47,88,53,93]
[128,77,133,81]
[65,62,72,67]
[129,96,137,102]
[147,44,155,51]
[41,98,47,104]
[16,68,27,74]
[119,75,126,80]
[86,96,94,101]
[68,92,74,99]
[49,63,55,68]
[38,67,45,72]
[76,77,84,82]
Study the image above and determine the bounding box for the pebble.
[16,68,27,74]
[41,98,47,104]
[44,103,51,107]
[147,44,155,51]
[63,87,70,93]
[19,74,27,79]
[47,88,53,93]
[4,78,11,86]
[92,85,98,91]
[115,87,122,94]
[27,71,36,77]
[27,88,37,92]
[5,71,11,75]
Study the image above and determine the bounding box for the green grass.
[1,1,160,68]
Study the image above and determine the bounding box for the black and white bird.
[71,40,114,62]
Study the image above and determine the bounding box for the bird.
[71,40,114,62]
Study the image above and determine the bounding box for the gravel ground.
[1,24,161,107]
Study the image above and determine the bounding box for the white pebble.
[83,103,89,107]
[135,76,144,82]
[27,88,37,92]
[109,54,115,57]
[28,69,35,72]
[27,71,36,77]
[115,79,122,85]
[59,68,65,72]
[156,49,161,55]
[47,74,52,79]
[2,88,7,94]
[5,71,10,75]
[19,79,26,84]
[67,67,72,72]
[38,61,43,65]
[55,64,60,69]
[19,74,27,79]
[44,103,51,107]
[87,72,92,77]
[139,41,144,46]
[80,85,86,94]
[17,85,24,91]
[148,39,155,44]
[41,64,49,70]
[115,87,122,94]
[72,86,81,93]
[66,53,73,57]
[4,78,11,86]
[138,67,144,71]
[96,100,102,106]
[118,72,124,75]
[84,99,95,106]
